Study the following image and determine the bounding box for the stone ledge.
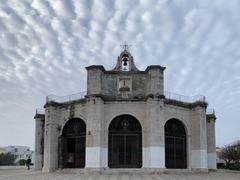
[207,114,217,122]
[145,65,166,72]
[164,99,208,109]
[85,65,105,71]
[44,98,86,108]
[34,114,45,119]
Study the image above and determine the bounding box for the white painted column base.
[208,152,217,170]
[191,150,208,169]
[86,147,107,168]
[143,146,165,168]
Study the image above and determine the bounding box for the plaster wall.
[207,120,216,170]
[34,117,44,170]
[43,106,61,172]
[41,100,211,171]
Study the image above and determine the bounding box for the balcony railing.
[46,91,206,104]
[46,91,87,103]
[206,108,215,115]
[164,91,206,103]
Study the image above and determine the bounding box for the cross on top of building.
[120,41,131,51]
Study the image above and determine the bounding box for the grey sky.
[0,0,240,149]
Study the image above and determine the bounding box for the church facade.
[34,50,216,173]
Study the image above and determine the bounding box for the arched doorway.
[59,118,86,168]
[165,119,187,169]
[108,115,142,168]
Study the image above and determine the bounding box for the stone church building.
[34,49,216,173]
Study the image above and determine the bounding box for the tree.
[233,143,240,164]
[0,153,16,165]
[219,142,240,168]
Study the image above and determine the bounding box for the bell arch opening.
[59,118,86,169]
[165,118,187,169]
[108,114,142,168]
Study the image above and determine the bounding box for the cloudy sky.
[0,0,240,150]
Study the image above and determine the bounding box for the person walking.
[26,157,31,170]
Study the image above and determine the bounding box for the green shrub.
[0,153,16,165]
[19,159,26,166]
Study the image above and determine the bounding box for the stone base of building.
[191,168,209,173]
[58,168,164,175]
[56,168,211,175]
[42,167,57,173]
[208,169,218,172]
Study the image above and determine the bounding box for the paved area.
[0,167,240,180]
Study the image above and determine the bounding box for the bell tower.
[121,53,129,71]
[112,48,140,72]
[86,45,165,98]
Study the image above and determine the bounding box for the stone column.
[146,66,165,96]
[207,114,217,170]
[85,96,106,170]
[42,106,59,172]
[144,97,165,169]
[34,114,45,170]
[86,66,104,95]
[190,106,208,172]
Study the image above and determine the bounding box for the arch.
[107,112,144,129]
[164,115,189,135]
[59,118,86,169]
[62,118,86,137]
[108,114,142,168]
[60,116,87,135]
[164,118,187,169]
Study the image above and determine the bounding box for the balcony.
[46,91,87,103]
[46,90,207,104]
[164,91,206,103]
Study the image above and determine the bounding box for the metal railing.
[46,91,87,103]
[164,91,206,103]
[36,108,45,115]
[46,91,206,104]
[206,108,215,115]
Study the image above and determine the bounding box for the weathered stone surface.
[34,116,45,170]
[35,50,216,173]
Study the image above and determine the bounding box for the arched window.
[59,118,86,169]
[165,119,187,169]
[108,115,142,168]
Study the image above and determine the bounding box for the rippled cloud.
[0,0,240,148]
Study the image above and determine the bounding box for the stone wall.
[207,115,216,170]
[34,115,45,170]
[38,50,215,173]
[86,66,164,98]
[40,97,214,172]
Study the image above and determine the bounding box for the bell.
[123,57,128,66]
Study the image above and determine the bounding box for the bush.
[227,163,240,170]
[217,163,225,169]
[19,159,26,166]
[0,153,16,165]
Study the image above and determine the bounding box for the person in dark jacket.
[26,157,31,170]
